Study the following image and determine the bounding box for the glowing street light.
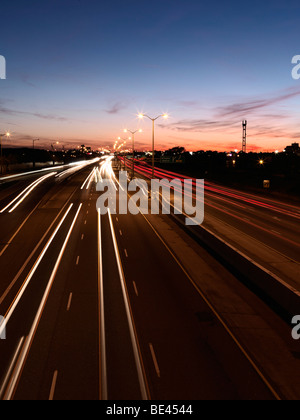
[0,131,10,175]
[138,113,168,178]
[123,128,142,178]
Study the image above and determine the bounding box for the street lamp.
[50,143,56,166]
[118,137,130,170]
[0,132,10,175]
[138,113,168,178]
[123,128,142,179]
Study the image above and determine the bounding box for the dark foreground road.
[0,158,299,400]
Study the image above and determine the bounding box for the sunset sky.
[1,0,300,152]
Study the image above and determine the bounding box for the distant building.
[284,143,300,155]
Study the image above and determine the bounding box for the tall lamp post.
[118,137,131,170]
[0,132,10,175]
[123,129,142,179]
[117,137,129,170]
[138,113,168,178]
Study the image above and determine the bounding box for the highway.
[0,157,299,400]
[128,159,300,290]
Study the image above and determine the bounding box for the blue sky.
[1,0,300,151]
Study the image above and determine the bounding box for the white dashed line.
[66,293,73,311]
[49,371,58,400]
[133,281,139,297]
[149,343,160,378]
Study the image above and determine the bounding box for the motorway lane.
[101,159,278,399]
[0,161,98,255]
[0,165,98,309]
[204,192,300,262]
[0,164,103,399]
[0,175,56,253]
[1,167,144,400]
[0,157,289,400]
[100,211,146,400]
[109,210,275,400]
[12,191,100,400]
[13,203,146,400]
[0,166,64,212]
[0,203,83,399]
[129,160,300,263]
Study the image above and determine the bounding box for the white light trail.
[1,203,82,400]
[0,203,73,340]
[107,209,148,400]
[81,167,96,190]
[86,167,97,190]
[0,172,56,214]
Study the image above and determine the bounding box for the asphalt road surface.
[0,157,299,400]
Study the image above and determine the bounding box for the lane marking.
[66,293,73,311]
[149,343,160,378]
[49,371,58,401]
[132,281,139,297]
[76,256,80,266]
[81,234,84,240]
[124,249,128,258]
[271,230,282,236]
